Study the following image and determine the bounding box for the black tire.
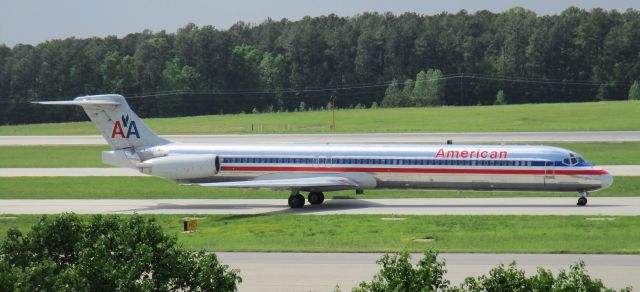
[577,197,588,206]
[308,192,325,205]
[288,193,305,208]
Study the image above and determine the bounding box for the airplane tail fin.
[34,94,169,150]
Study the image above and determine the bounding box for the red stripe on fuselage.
[220,165,608,176]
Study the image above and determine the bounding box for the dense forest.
[1,7,640,125]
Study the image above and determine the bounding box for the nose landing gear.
[577,191,588,206]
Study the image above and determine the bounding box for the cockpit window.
[563,153,585,166]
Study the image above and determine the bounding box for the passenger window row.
[222,157,535,167]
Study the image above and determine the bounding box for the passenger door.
[544,161,555,186]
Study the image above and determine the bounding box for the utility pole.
[331,95,336,130]
[459,72,464,105]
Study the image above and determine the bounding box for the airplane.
[35,94,613,208]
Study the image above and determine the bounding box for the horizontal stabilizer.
[32,99,122,106]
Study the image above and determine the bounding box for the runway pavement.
[0,167,147,176]
[216,252,638,291]
[1,165,638,176]
[2,131,640,145]
[2,197,640,215]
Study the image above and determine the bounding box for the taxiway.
[1,131,640,145]
[217,252,638,291]
[1,197,640,215]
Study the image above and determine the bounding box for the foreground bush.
[0,213,241,291]
[355,250,630,292]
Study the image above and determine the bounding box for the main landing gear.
[288,191,325,208]
[308,192,325,205]
[288,192,305,208]
[577,191,588,206]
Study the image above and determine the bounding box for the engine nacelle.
[138,154,220,180]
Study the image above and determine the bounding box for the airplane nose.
[601,171,613,189]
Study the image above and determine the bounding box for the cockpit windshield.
[562,153,585,166]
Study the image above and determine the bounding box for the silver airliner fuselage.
[146,142,612,193]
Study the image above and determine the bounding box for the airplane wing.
[189,176,360,191]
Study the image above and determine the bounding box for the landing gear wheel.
[577,197,588,206]
[577,191,589,206]
[288,193,305,208]
[308,192,325,205]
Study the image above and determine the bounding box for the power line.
[124,75,462,99]
[3,73,634,104]
[124,73,633,99]
[462,73,631,85]
[462,74,630,86]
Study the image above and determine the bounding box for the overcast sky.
[1,0,638,47]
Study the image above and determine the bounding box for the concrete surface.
[216,252,638,291]
[2,197,640,215]
[0,168,146,176]
[2,131,640,145]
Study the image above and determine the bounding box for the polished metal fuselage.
[144,142,612,193]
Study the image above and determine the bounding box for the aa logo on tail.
[111,114,140,139]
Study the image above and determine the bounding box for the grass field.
[2,101,639,135]
[0,142,638,167]
[0,214,638,253]
[0,145,109,167]
[0,176,636,199]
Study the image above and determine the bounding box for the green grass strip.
[0,146,109,167]
[0,176,636,199]
[2,101,639,135]
[0,214,638,253]
[0,142,638,167]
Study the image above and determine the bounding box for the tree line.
[1,6,640,125]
